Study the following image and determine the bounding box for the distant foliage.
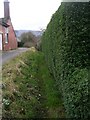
[42,2,90,118]
[20,32,37,47]
[35,35,42,51]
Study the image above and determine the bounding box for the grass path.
[2,48,65,118]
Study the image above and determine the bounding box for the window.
[5,28,9,33]
[5,33,8,43]
[5,28,9,43]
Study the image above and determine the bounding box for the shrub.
[42,2,90,118]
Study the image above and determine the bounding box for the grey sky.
[0,0,62,30]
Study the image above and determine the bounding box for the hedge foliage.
[42,2,90,118]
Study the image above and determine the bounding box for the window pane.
[5,33,8,43]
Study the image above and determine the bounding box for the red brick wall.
[3,19,18,51]
[0,24,5,50]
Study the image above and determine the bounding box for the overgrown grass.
[2,48,65,118]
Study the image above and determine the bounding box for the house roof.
[0,18,9,27]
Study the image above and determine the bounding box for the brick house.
[0,0,17,51]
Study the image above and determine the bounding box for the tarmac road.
[1,48,29,65]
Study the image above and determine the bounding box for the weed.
[2,48,65,118]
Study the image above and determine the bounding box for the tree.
[20,32,37,47]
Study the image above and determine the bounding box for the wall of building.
[0,25,2,32]
[0,24,3,50]
[3,19,18,51]
[0,24,5,50]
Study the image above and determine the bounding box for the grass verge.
[2,48,65,118]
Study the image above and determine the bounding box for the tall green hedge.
[42,2,90,118]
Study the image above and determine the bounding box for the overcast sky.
[0,0,62,30]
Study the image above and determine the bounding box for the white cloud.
[0,0,61,30]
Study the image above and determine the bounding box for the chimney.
[4,0,10,19]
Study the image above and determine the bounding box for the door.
[0,34,2,50]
